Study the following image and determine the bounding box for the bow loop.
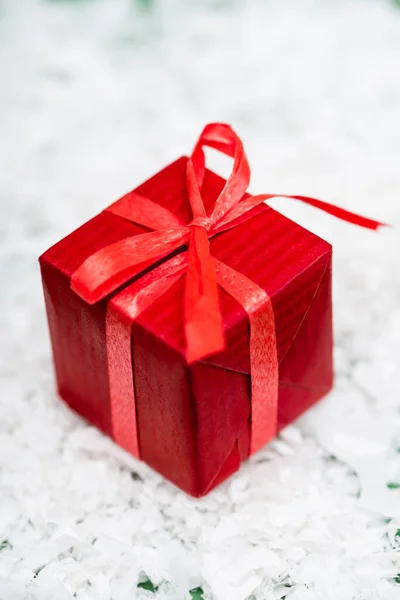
[189,123,251,228]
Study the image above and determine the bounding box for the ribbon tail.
[274,194,387,230]
[215,193,386,233]
[185,226,225,364]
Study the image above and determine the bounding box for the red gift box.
[39,124,381,496]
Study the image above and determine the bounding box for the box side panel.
[132,324,199,496]
[40,260,112,435]
[189,363,251,495]
[278,254,333,428]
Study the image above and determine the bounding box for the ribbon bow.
[71,122,383,365]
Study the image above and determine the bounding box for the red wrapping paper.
[39,124,382,496]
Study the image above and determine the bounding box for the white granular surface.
[0,1,400,599]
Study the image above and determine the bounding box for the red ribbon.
[71,123,384,459]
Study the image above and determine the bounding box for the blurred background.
[1,1,400,599]
[2,0,400,240]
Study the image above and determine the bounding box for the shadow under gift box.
[39,156,333,497]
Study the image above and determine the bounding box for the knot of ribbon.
[189,216,213,231]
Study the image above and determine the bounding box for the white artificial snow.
[0,1,400,599]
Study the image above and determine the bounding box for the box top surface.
[41,156,332,373]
